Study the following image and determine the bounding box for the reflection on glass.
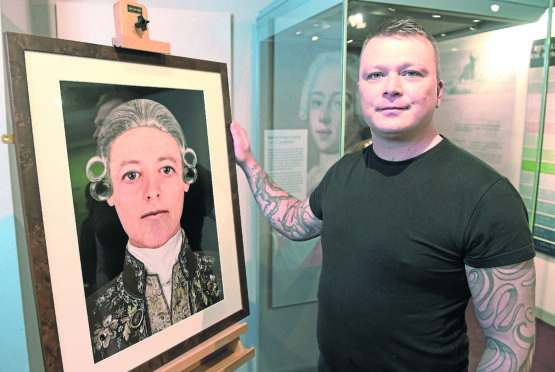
[300,52,370,193]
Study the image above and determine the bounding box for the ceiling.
[274,0,548,50]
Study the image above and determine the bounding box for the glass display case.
[253,1,552,370]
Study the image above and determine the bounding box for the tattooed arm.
[465,259,536,372]
[230,121,322,241]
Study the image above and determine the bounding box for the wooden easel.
[156,323,255,372]
[112,0,171,53]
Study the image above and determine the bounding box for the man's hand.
[230,120,255,170]
[229,120,322,241]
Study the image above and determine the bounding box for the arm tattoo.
[466,260,536,372]
[245,162,322,240]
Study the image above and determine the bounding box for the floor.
[466,301,555,372]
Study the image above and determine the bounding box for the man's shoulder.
[439,138,505,180]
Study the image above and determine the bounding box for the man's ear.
[107,195,115,207]
[184,182,190,193]
[436,80,444,108]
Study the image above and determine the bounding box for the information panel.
[520,38,555,257]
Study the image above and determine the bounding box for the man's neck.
[372,132,443,162]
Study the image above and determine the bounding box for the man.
[231,18,536,371]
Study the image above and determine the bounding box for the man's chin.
[129,233,176,249]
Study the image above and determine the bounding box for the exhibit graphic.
[520,38,555,257]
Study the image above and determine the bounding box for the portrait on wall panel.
[269,48,371,307]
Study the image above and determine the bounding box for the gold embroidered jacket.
[86,235,223,362]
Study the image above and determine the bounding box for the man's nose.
[144,174,160,200]
[383,74,403,98]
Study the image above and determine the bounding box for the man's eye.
[403,70,421,77]
[123,171,139,181]
[367,72,383,80]
[161,166,175,175]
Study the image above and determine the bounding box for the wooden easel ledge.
[156,323,255,372]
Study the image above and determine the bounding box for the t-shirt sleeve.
[463,177,535,268]
[309,163,335,221]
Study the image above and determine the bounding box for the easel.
[110,1,254,370]
[112,0,170,53]
[156,323,254,371]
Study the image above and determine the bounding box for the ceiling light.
[347,39,353,44]
[388,8,396,12]
[312,36,319,42]
[473,19,480,23]
[490,4,500,12]
[295,30,302,35]
[348,13,366,29]
[432,14,441,19]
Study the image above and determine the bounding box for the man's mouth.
[376,106,409,111]
[141,210,168,219]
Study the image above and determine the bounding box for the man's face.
[107,127,189,248]
[358,35,443,141]
[309,63,353,154]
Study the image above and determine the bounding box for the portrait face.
[358,35,443,141]
[107,127,190,248]
[308,63,353,154]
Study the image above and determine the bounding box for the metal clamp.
[1,134,14,144]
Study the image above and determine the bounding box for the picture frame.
[4,32,249,372]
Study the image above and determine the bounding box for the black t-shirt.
[309,138,535,372]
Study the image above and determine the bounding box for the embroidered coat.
[86,235,223,362]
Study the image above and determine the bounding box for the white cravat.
[128,230,182,303]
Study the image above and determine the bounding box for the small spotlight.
[388,7,396,12]
[473,19,480,23]
[432,14,441,19]
[295,29,302,35]
[490,4,500,12]
[312,35,319,41]
[347,39,354,44]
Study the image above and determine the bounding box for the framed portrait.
[4,32,248,371]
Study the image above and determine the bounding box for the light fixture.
[473,19,480,23]
[432,14,441,19]
[388,7,396,12]
[295,29,302,35]
[312,35,319,42]
[347,39,354,44]
[348,13,366,29]
[490,4,500,12]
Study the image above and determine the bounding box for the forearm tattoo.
[466,260,536,372]
[245,162,321,240]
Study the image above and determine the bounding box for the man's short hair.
[362,17,441,80]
